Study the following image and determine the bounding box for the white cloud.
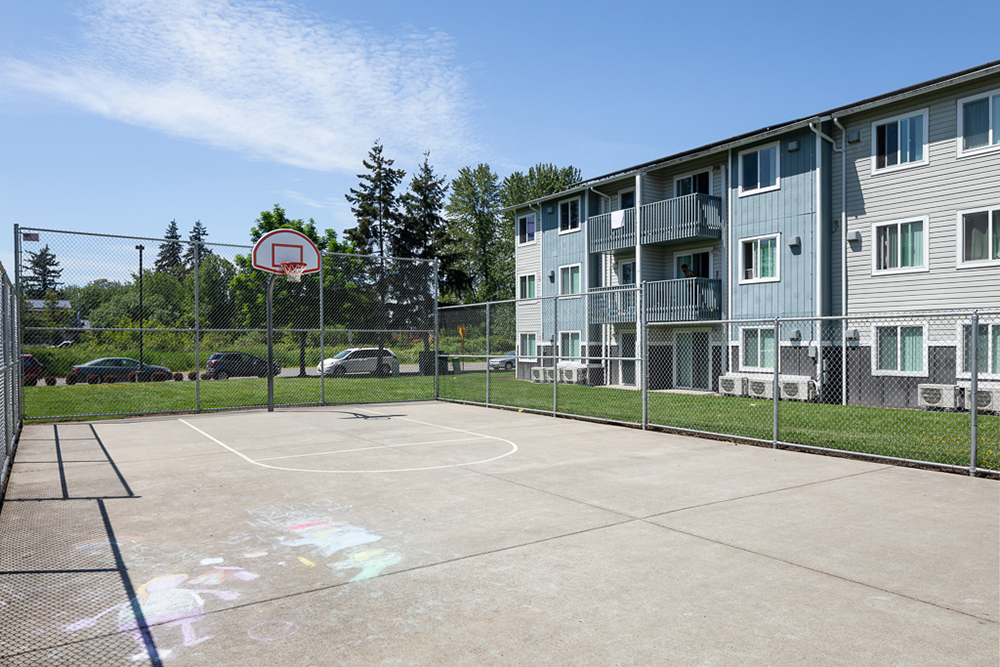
[1,0,478,172]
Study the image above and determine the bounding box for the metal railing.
[587,193,723,253]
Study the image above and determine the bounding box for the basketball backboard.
[252,229,321,275]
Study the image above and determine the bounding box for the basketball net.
[280,262,307,283]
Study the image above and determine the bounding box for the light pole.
[135,244,144,374]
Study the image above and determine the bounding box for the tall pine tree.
[183,220,213,270]
[445,164,507,302]
[344,140,405,258]
[155,219,185,278]
[21,244,64,298]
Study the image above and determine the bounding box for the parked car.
[67,358,171,384]
[488,351,517,371]
[21,354,45,385]
[206,351,280,379]
[317,348,398,377]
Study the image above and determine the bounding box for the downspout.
[720,161,728,376]
[833,118,848,406]
[726,150,734,376]
[635,172,643,390]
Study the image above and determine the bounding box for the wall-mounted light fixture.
[846,231,862,243]
[788,235,801,248]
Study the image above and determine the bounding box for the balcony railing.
[588,193,723,253]
[588,278,721,324]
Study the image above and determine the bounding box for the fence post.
[841,317,848,406]
[552,296,558,416]
[319,256,324,405]
[641,283,648,430]
[433,261,439,400]
[970,310,979,477]
[486,301,490,407]
[193,240,201,412]
[773,317,780,448]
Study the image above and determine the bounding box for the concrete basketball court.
[1,401,997,665]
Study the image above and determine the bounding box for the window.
[740,234,779,283]
[961,324,1000,377]
[517,213,536,244]
[559,264,581,295]
[958,90,1000,155]
[742,328,776,370]
[871,110,928,173]
[559,198,580,233]
[675,170,711,197]
[518,274,536,299]
[874,325,925,375]
[560,331,581,362]
[738,143,779,195]
[958,207,1000,266]
[619,261,635,285]
[873,217,926,273]
[618,190,635,209]
[519,333,537,360]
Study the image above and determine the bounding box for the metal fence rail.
[0,259,21,496]
[438,287,1000,477]
[17,227,438,421]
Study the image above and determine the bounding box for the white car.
[317,347,398,377]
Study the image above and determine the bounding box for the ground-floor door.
[675,331,710,390]
[620,333,636,386]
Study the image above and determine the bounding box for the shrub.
[66,374,78,385]
[87,374,100,384]
[44,376,56,386]
[173,372,184,381]
[188,371,198,380]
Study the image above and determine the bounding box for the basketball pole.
[266,274,276,412]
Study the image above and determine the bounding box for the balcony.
[588,278,722,324]
[588,193,723,253]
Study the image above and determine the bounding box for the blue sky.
[2,0,998,283]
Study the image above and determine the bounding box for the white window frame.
[674,246,714,280]
[738,233,781,284]
[737,142,780,197]
[559,263,582,295]
[519,332,537,362]
[518,273,537,299]
[674,169,713,197]
[517,213,536,246]
[957,89,1000,158]
[870,216,929,275]
[956,321,1000,380]
[955,205,1000,269]
[740,326,777,372]
[559,330,582,363]
[617,189,636,210]
[870,323,928,377]
[558,197,581,234]
[870,108,929,175]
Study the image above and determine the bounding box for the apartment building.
[508,60,1000,408]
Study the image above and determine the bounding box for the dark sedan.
[206,351,279,379]
[66,358,171,384]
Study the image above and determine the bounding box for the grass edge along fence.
[436,296,1000,478]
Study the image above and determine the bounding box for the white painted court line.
[256,436,491,462]
[178,411,517,474]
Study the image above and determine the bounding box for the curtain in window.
[901,220,922,267]
[964,212,989,262]
[963,325,989,374]
[899,116,923,163]
[571,267,580,293]
[964,98,990,150]
[877,225,898,269]
[878,327,898,371]
[760,329,776,368]
[992,326,1000,374]
[993,95,1000,145]
[759,238,776,278]
[899,327,923,372]
[993,212,1000,260]
[744,329,759,367]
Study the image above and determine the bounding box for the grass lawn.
[23,371,999,472]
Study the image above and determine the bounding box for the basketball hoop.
[280,262,307,283]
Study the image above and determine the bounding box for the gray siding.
[729,129,818,321]
[514,208,542,334]
[840,74,1000,313]
[540,193,587,339]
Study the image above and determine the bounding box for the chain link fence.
[0,258,21,496]
[439,285,999,477]
[17,227,437,421]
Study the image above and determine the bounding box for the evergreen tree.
[21,244,64,298]
[344,140,406,257]
[445,164,509,302]
[183,220,213,269]
[501,163,582,211]
[155,219,186,278]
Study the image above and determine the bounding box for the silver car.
[317,347,398,377]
